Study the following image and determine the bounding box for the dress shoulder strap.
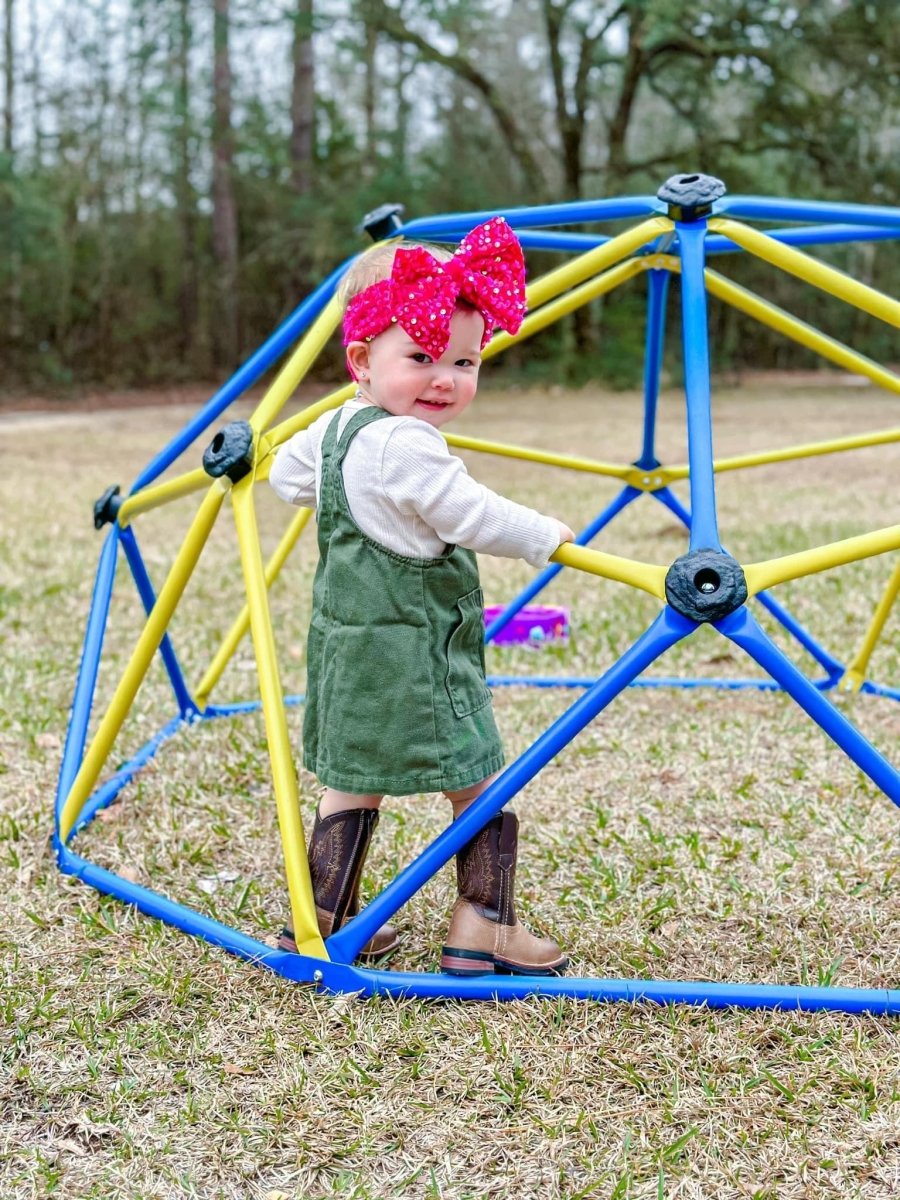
[332,405,391,467]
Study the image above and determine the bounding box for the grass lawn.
[2,380,900,1199]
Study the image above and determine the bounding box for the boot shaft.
[455,810,519,926]
[307,806,380,929]
[443,809,566,976]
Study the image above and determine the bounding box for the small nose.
[432,368,455,389]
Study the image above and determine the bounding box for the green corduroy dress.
[302,406,505,794]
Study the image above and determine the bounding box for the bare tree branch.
[371,5,550,196]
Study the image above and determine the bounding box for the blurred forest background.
[0,0,897,395]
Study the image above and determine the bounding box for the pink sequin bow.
[342,216,527,360]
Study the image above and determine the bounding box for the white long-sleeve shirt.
[269,400,561,568]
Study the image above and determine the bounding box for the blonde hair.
[337,240,454,310]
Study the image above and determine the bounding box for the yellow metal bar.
[117,467,212,526]
[59,481,229,842]
[840,559,900,693]
[744,524,900,596]
[523,217,673,311]
[253,451,275,484]
[553,426,900,485]
[483,257,649,358]
[231,476,326,960]
[260,256,651,456]
[260,236,665,457]
[643,255,900,478]
[720,427,900,474]
[704,268,900,395]
[710,219,900,328]
[551,542,668,600]
[250,296,344,436]
[259,384,355,458]
[623,465,677,491]
[445,434,633,481]
[195,507,313,707]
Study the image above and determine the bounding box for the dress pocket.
[445,587,492,719]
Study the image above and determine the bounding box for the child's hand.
[555,520,575,545]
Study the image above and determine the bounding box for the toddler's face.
[350,307,484,430]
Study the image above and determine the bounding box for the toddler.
[269,217,573,975]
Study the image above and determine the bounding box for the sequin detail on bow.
[342,216,527,360]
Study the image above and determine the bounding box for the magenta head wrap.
[342,216,527,362]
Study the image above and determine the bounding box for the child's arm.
[382,422,572,567]
[268,429,317,508]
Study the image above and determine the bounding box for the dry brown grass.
[2,380,900,1199]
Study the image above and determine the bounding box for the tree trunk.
[361,4,377,173]
[212,0,240,367]
[392,42,413,171]
[372,5,548,197]
[128,0,149,216]
[541,0,581,197]
[3,0,13,156]
[4,0,22,348]
[27,0,43,165]
[95,0,115,371]
[607,12,645,185]
[173,0,200,369]
[289,0,315,198]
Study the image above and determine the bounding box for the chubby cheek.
[459,377,479,404]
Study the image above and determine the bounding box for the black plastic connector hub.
[657,173,726,221]
[202,421,254,483]
[664,548,748,623]
[93,484,123,530]
[357,203,405,242]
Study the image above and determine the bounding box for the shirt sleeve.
[379,420,562,568]
[268,429,317,508]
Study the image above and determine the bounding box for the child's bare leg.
[319,787,383,816]
[440,773,566,977]
[444,772,497,819]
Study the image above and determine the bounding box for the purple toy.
[484,604,570,645]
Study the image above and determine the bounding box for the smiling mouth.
[416,399,450,410]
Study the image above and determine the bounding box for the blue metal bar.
[63,700,304,842]
[677,221,721,552]
[652,485,692,529]
[487,674,796,692]
[503,231,613,253]
[637,270,671,468]
[306,960,900,1012]
[55,846,900,1011]
[65,715,186,841]
[716,197,900,228]
[861,680,900,702]
[423,224,900,257]
[753,591,845,679]
[130,263,349,493]
[119,525,198,718]
[484,486,642,643]
[398,196,663,239]
[55,846,285,966]
[719,607,900,806]
[650,489,845,679]
[329,606,695,963]
[55,528,120,823]
[203,699,268,717]
[199,694,304,718]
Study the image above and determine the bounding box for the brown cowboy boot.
[278,807,399,961]
[440,811,567,976]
